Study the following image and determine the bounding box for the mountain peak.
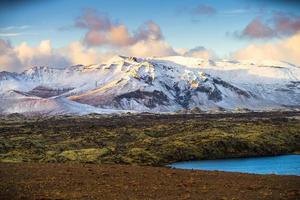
[107,55,142,64]
[0,55,299,115]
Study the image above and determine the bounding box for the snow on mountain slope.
[0,90,125,115]
[156,56,300,84]
[0,55,299,115]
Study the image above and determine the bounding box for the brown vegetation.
[0,162,299,200]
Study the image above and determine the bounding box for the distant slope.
[0,90,123,115]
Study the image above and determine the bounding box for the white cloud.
[124,39,177,58]
[61,41,113,65]
[0,37,220,72]
[0,25,33,37]
[183,46,216,59]
[0,39,71,72]
[0,39,22,72]
[0,33,23,37]
[0,39,117,72]
[233,31,300,66]
[15,40,70,70]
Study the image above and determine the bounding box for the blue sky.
[0,0,300,71]
[0,0,298,54]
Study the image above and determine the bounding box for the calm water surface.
[169,155,300,176]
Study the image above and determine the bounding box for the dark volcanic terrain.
[0,111,300,199]
[1,111,300,165]
[0,162,299,200]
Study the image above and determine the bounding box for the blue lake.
[169,155,300,176]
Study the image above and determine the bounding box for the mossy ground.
[0,112,299,166]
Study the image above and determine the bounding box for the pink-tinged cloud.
[241,18,274,39]
[0,38,178,72]
[0,39,71,72]
[85,30,107,46]
[273,13,300,36]
[134,21,163,41]
[237,13,300,39]
[127,40,177,58]
[0,39,22,72]
[62,41,113,65]
[183,46,216,59]
[75,9,111,31]
[0,39,115,72]
[76,10,163,47]
[194,4,216,15]
[233,32,300,66]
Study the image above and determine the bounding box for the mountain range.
[0,56,299,115]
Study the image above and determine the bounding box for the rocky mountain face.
[0,56,299,115]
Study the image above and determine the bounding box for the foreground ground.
[0,111,300,199]
[0,162,299,200]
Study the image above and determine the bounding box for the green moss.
[9,136,26,141]
[161,141,203,162]
[0,150,28,163]
[0,114,299,166]
[58,148,110,163]
[125,148,159,165]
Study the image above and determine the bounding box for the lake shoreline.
[168,154,300,176]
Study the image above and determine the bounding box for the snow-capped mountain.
[0,56,299,115]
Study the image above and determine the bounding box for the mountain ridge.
[0,56,299,115]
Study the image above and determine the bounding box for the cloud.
[0,37,216,72]
[125,40,176,58]
[61,41,113,65]
[0,25,34,37]
[15,40,70,69]
[0,39,118,72]
[239,18,274,39]
[233,31,300,65]
[75,9,163,47]
[177,4,216,17]
[223,9,249,15]
[0,32,23,37]
[235,13,300,39]
[75,9,112,31]
[183,46,216,59]
[0,25,30,31]
[0,8,219,72]
[272,12,300,36]
[0,39,22,72]
[0,39,71,72]
[193,4,216,15]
